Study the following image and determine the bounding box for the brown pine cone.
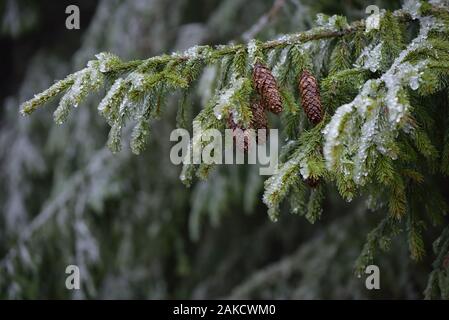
[227,101,269,152]
[250,101,268,130]
[305,177,320,188]
[298,70,323,125]
[250,100,268,145]
[252,63,283,114]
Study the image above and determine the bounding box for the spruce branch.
[18,13,371,117]
[10,0,449,299]
[18,2,449,254]
[425,227,449,299]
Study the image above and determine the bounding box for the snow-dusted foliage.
[3,0,449,299]
[323,12,441,186]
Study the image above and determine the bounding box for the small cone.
[298,70,323,125]
[250,100,269,145]
[252,63,283,114]
[227,100,269,152]
[305,177,320,188]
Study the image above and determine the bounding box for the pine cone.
[252,63,283,114]
[305,177,320,188]
[298,70,323,125]
[250,100,268,145]
[227,101,269,152]
[250,101,267,129]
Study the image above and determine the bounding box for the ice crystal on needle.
[263,157,300,220]
[54,62,104,124]
[383,60,428,124]
[315,14,340,31]
[266,49,277,67]
[98,78,127,115]
[20,74,75,116]
[365,10,382,33]
[355,42,383,72]
[182,45,202,59]
[380,15,435,124]
[409,75,420,90]
[353,106,380,184]
[213,77,246,121]
[247,39,258,66]
[322,103,354,170]
[402,0,422,19]
[128,72,145,91]
[95,52,121,73]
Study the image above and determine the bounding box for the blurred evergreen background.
[0,0,438,299]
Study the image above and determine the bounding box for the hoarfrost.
[323,14,438,182]
[128,72,145,91]
[118,94,130,117]
[98,78,126,113]
[299,158,310,180]
[272,46,290,78]
[355,41,383,72]
[213,77,245,121]
[263,157,299,208]
[353,110,379,184]
[409,75,420,90]
[315,14,340,31]
[181,45,206,59]
[247,39,258,66]
[267,49,277,67]
[365,10,381,33]
[95,52,120,73]
[402,0,422,19]
[322,104,354,170]
[275,34,296,45]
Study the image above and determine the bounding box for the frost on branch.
[323,14,441,187]
[17,1,449,293]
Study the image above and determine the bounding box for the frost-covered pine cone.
[227,100,269,151]
[298,70,323,125]
[252,63,283,114]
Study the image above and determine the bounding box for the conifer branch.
[17,1,449,288]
